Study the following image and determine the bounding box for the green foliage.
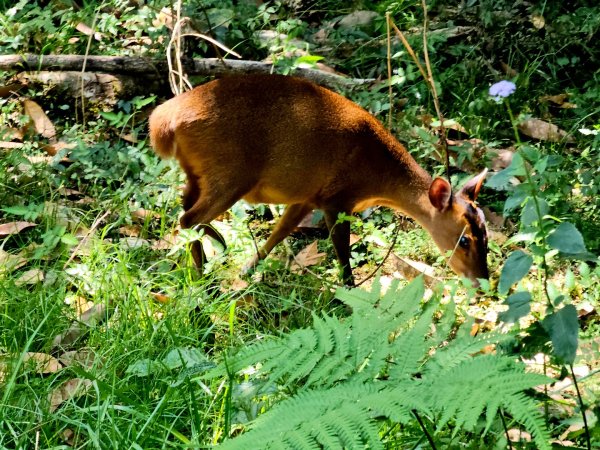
[498,250,533,295]
[208,278,552,449]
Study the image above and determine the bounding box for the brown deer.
[149,74,489,285]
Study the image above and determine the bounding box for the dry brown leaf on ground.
[22,99,57,141]
[151,230,179,250]
[0,127,24,141]
[49,378,93,412]
[52,299,114,350]
[290,240,326,272]
[131,208,161,222]
[42,140,76,156]
[0,221,36,237]
[118,224,142,237]
[75,22,104,41]
[23,352,62,374]
[151,292,171,304]
[59,349,97,370]
[518,118,573,143]
[296,211,325,229]
[0,362,7,383]
[0,82,25,98]
[507,428,532,443]
[0,141,23,149]
[14,268,45,286]
[389,254,437,284]
[0,249,27,274]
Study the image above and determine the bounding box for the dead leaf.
[0,249,28,274]
[489,147,515,171]
[530,14,545,29]
[64,294,95,317]
[25,155,54,164]
[151,230,178,250]
[540,93,568,106]
[118,224,141,237]
[230,278,249,291]
[349,233,361,245]
[518,118,572,143]
[0,127,24,141]
[131,208,161,222]
[120,133,138,143]
[120,237,150,249]
[59,349,97,370]
[389,254,437,284]
[296,211,325,229]
[290,241,326,272]
[507,428,532,442]
[62,428,76,446]
[482,207,505,228]
[15,268,45,286]
[41,140,76,156]
[49,378,93,412]
[151,292,170,304]
[0,362,6,383]
[75,22,104,41]
[0,141,23,149]
[52,300,114,350]
[23,352,62,374]
[58,187,83,198]
[0,221,36,237]
[22,99,57,141]
[152,7,175,29]
[0,82,25,98]
[500,61,518,77]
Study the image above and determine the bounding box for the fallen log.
[0,54,370,89]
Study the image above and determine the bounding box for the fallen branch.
[0,54,371,89]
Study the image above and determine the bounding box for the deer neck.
[381,162,438,232]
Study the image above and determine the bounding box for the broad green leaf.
[162,347,208,370]
[542,305,579,365]
[503,189,527,214]
[521,198,548,227]
[126,359,162,377]
[498,291,531,323]
[60,233,79,246]
[487,153,526,191]
[498,250,533,295]
[547,222,587,254]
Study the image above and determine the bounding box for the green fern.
[207,277,552,449]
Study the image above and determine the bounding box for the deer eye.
[459,236,470,249]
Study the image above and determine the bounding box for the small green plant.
[486,80,596,448]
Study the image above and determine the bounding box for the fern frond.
[218,383,380,450]
[423,323,512,375]
[378,275,424,318]
[424,354,551,445]
[388,305,436,380]
[502,392,552,450]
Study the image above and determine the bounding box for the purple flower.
[489,80,516,100]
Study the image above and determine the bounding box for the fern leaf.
[502,393,551,450]
[218,383,379,450]
[379,276,424,319]
[388,305,436,380]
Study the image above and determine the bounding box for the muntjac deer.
[149,74,489,285]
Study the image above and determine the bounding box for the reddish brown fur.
[149,74,489,284]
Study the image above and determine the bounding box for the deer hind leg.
[242,203,313,274]
[324,209,354,286]
[180,180,240,271]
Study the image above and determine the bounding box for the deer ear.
[429,177,452,211]
[459,168,488,202]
